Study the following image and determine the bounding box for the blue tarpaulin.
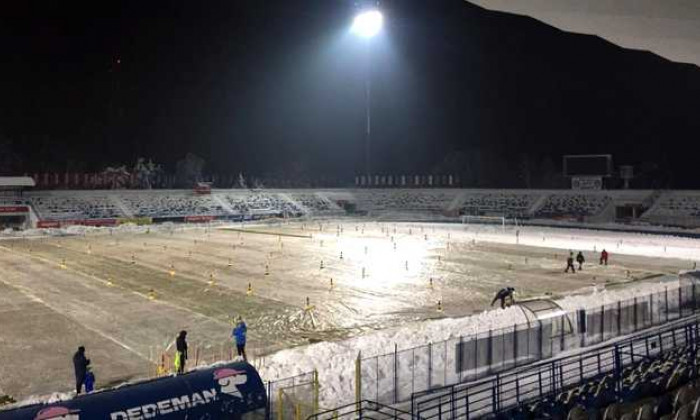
[0,361,267,420]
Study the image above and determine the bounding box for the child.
[84,367,95,393]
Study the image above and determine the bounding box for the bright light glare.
[351,10,383,38]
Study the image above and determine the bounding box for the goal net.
[460,215,518,228]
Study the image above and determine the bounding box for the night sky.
[2,0,700,187]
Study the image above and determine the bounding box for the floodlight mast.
[351,9,383,179]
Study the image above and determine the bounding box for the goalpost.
[460,215,519,229]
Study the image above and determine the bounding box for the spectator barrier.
[357,279,700,407]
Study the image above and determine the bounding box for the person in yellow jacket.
[174,330,188,374]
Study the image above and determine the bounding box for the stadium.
[3,1,700,420]
[2,181,700,419]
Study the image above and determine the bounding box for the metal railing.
[265,371,319,420]
[307,400,420,420]
[357,281,700,406]
[411,315,700,419]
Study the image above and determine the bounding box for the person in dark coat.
[576,251,585,270]
[175,331,188,374]
[565,252,576,273]
[73,346,90,394]
[600,249,609,265]
[491,287,515,309]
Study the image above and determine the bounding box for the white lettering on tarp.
[170,395,190,411]
[141,404,157,419]
[108,388,218,419]
[190,393,205,407]
[126,407,142,420]
[202,389,217,403]
[156,400,172,415]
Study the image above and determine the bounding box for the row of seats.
[535,194,612,218]
[26,192,343,220]
[644,194,700,218]
[459,192,539,218]
[220,193,300,216]
[30,195,122,220]
[355,190,459,212]
[286,193,337,213]
[22,190,700,223]
[120,194,226,218]
[504,345,699,420]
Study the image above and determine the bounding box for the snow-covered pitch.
[0,219,697,406]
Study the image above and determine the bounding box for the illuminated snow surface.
[2,219,698,407]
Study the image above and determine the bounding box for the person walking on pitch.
[565,252,576,273]
[576,251,585,270]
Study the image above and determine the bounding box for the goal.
[460,215,518,228]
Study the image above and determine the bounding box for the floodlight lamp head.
[351,10,383,38]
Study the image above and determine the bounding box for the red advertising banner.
[37,220,60,228]
[185,215,216,223]
[80,219,118,227]
[0,206,29,213]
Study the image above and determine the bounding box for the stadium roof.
[0,177,35,188]
[468,0,700,67]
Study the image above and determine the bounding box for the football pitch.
[0,220,690,400]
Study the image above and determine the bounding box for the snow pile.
[257,273,685,407]
[257,306,527,406]
[10,392,74,408]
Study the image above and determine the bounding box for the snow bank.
[257,272,685,407]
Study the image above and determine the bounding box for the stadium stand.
[458,191,540,218]
[29,194,123,220]
[534,192,612,218]
[16,188,700,228]
[412,316,700,420]
[641,191,700,227]
[119,192,226,218]
[286,192,341,214]
[353,190,460,213]
[219,191,300,216]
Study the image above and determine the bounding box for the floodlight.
[351,10,383,38]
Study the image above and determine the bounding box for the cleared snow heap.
[257,276,676,407]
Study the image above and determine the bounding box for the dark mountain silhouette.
[1,0,699,187]
[370,0,700,187]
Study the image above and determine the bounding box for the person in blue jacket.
[84,366,95,393]
[232,316,247,361]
